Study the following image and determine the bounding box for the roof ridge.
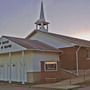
[36,30,90,42]
[26,30,90,42]
[26,30,90,47]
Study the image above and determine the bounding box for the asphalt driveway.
[0,87,47,90]
[0,84,48,90]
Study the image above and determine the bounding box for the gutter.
[76,46,81,76]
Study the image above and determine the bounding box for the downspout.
[76,46,81,76]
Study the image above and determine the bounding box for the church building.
[0,1,90,84]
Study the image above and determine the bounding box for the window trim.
[44,61,57,71]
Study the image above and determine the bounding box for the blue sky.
[0,0,90,40]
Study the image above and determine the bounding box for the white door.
[4,64,8,81]
[20,63,27,83]
[11,63,17,81]
[10,60,25,82]
[0,65,4,80]
[0,54,10,81]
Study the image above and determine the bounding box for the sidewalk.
[32,76,90,89]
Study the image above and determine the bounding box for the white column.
[41,23,44,30]
[9,52,11,83]
[36,25,38,29]
[47,25,48,30]
[22,51,25,84]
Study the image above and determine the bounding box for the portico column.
[9,52,11,83]
[22,51,25,84]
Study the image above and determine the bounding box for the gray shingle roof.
[26,30,90,47]
[2,36,60,52]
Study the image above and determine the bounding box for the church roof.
[26,30,90,47]
[2,36,60,52]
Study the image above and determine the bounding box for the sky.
[0,0,90,40]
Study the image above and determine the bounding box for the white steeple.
[40,1,45,21]
[35,1,49,32]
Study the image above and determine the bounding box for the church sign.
[0,37,26,53]
[0,40,12,49]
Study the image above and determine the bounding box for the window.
[44,61,57,71]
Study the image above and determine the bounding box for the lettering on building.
[0,40,12,49]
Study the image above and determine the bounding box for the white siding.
[10,52,22,82]
[0,54,9,81]
[31,52,59,72]
[22,51,59,83]
[24,51,59,72]
[0,50,59,83]
[30,32,76,48]
[24,51,33,72]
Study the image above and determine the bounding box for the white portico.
[0,35,60,83]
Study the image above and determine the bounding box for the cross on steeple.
[35,1,49,32]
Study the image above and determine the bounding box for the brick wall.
[60,46,90,70]
[78,47,90,69]
[40,61,76,83]
[60,47,76,70]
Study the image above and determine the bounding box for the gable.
[27,31,76,48]
[0,37,26,53]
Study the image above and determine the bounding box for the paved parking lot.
[0,82,90,90]
[0,85,90,90]
[0,83,48,90]
[0,87,30,90]
[0,86,45,90]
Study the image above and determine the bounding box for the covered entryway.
[0,54,9,81]
[10,52,26,84]
[0,52,27,84]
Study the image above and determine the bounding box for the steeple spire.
[40,1,45,21]
[35,1,49,32]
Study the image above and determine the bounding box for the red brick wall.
[40,61,76,83]
[60,47,76,70]
[60,47,90,70]
[78,47,90,69]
